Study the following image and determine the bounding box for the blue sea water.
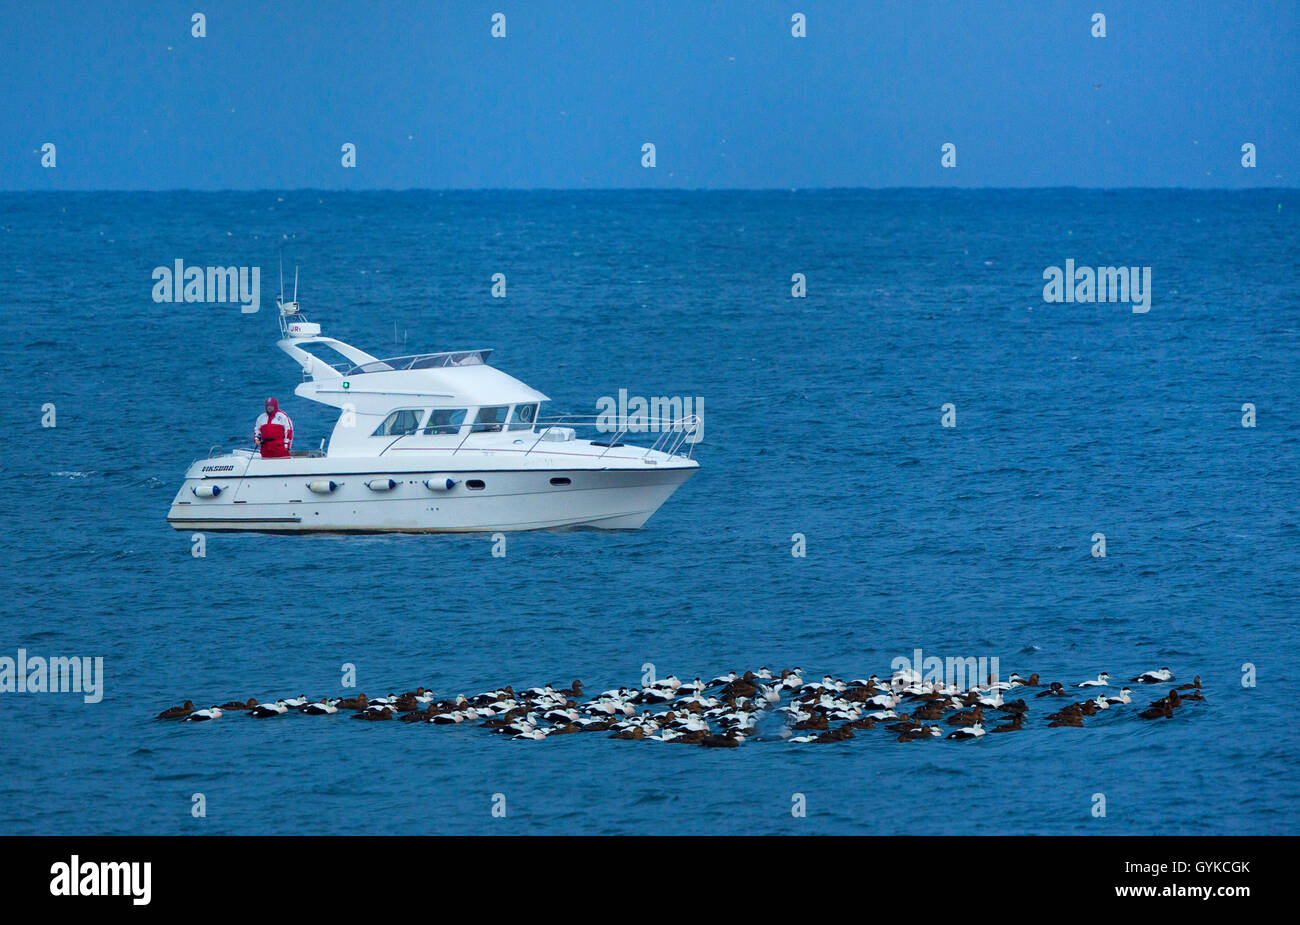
[0,189,1297,835]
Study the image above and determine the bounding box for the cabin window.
[471,406,508,433]
[372,409,425,437]
[422,408,467,435]
[507,403,538,431]
[550,477,571,486]
[466,479,486,490]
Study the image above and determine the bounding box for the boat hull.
[167,457,696,533]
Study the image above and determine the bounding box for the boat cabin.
[277,335,550,457]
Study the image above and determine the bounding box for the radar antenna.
[275,258,318,339]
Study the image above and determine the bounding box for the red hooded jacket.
[255,398,294,458]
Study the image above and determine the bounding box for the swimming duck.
[218,697,259,711]
[812,725,855,743]
[353,705,393,720]
[156,700,194,720]
[1077,673,1112,688]
[945,705,984,727]
[1008,673,1041,687]
[700,733,741,748]
[990,713,1024,733]
[301,700,339,715]
[1139,699,1174,720]
[896,724,941,742]
[1047,712,1083,727]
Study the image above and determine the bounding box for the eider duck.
[156,700,194,720]
[1077,673,1112,688]
[1104,688,1132,705]
[990,713,1024,733]
[811,725,855,743]
[1047,712,1083,727]
[218,698,259,712]
[945,705,984,727]
[353,705,393,720]
[700,733,741,748]
[301,700,339,715]
[1132,667,1174,683]
[1139,699,1174,720]
[896,724,941,742]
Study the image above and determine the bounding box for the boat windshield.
[343,349,493,376]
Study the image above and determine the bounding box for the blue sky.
[1,1,1295,189]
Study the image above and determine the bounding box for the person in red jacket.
[254,397,294,458]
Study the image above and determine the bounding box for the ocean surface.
[1,189,1297,835]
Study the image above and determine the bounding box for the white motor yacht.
[167,289,699,533]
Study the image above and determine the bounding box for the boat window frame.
[507,402,538,432]
[471,405,509,433]
[371,407,428,438]
[421,407,468,436]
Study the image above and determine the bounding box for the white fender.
[366,478,397,491]
[424,476,456,491]
[192,483,223,498]
[307,480,339,494]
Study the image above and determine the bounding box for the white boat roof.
[279,335,549,412]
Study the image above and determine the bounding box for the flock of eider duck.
[156,665,1204,746]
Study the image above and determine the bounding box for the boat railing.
[522,414,701,459]
[371,415,701,459]
[341,349,494,377]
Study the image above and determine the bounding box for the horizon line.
[1,185,1296,194]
